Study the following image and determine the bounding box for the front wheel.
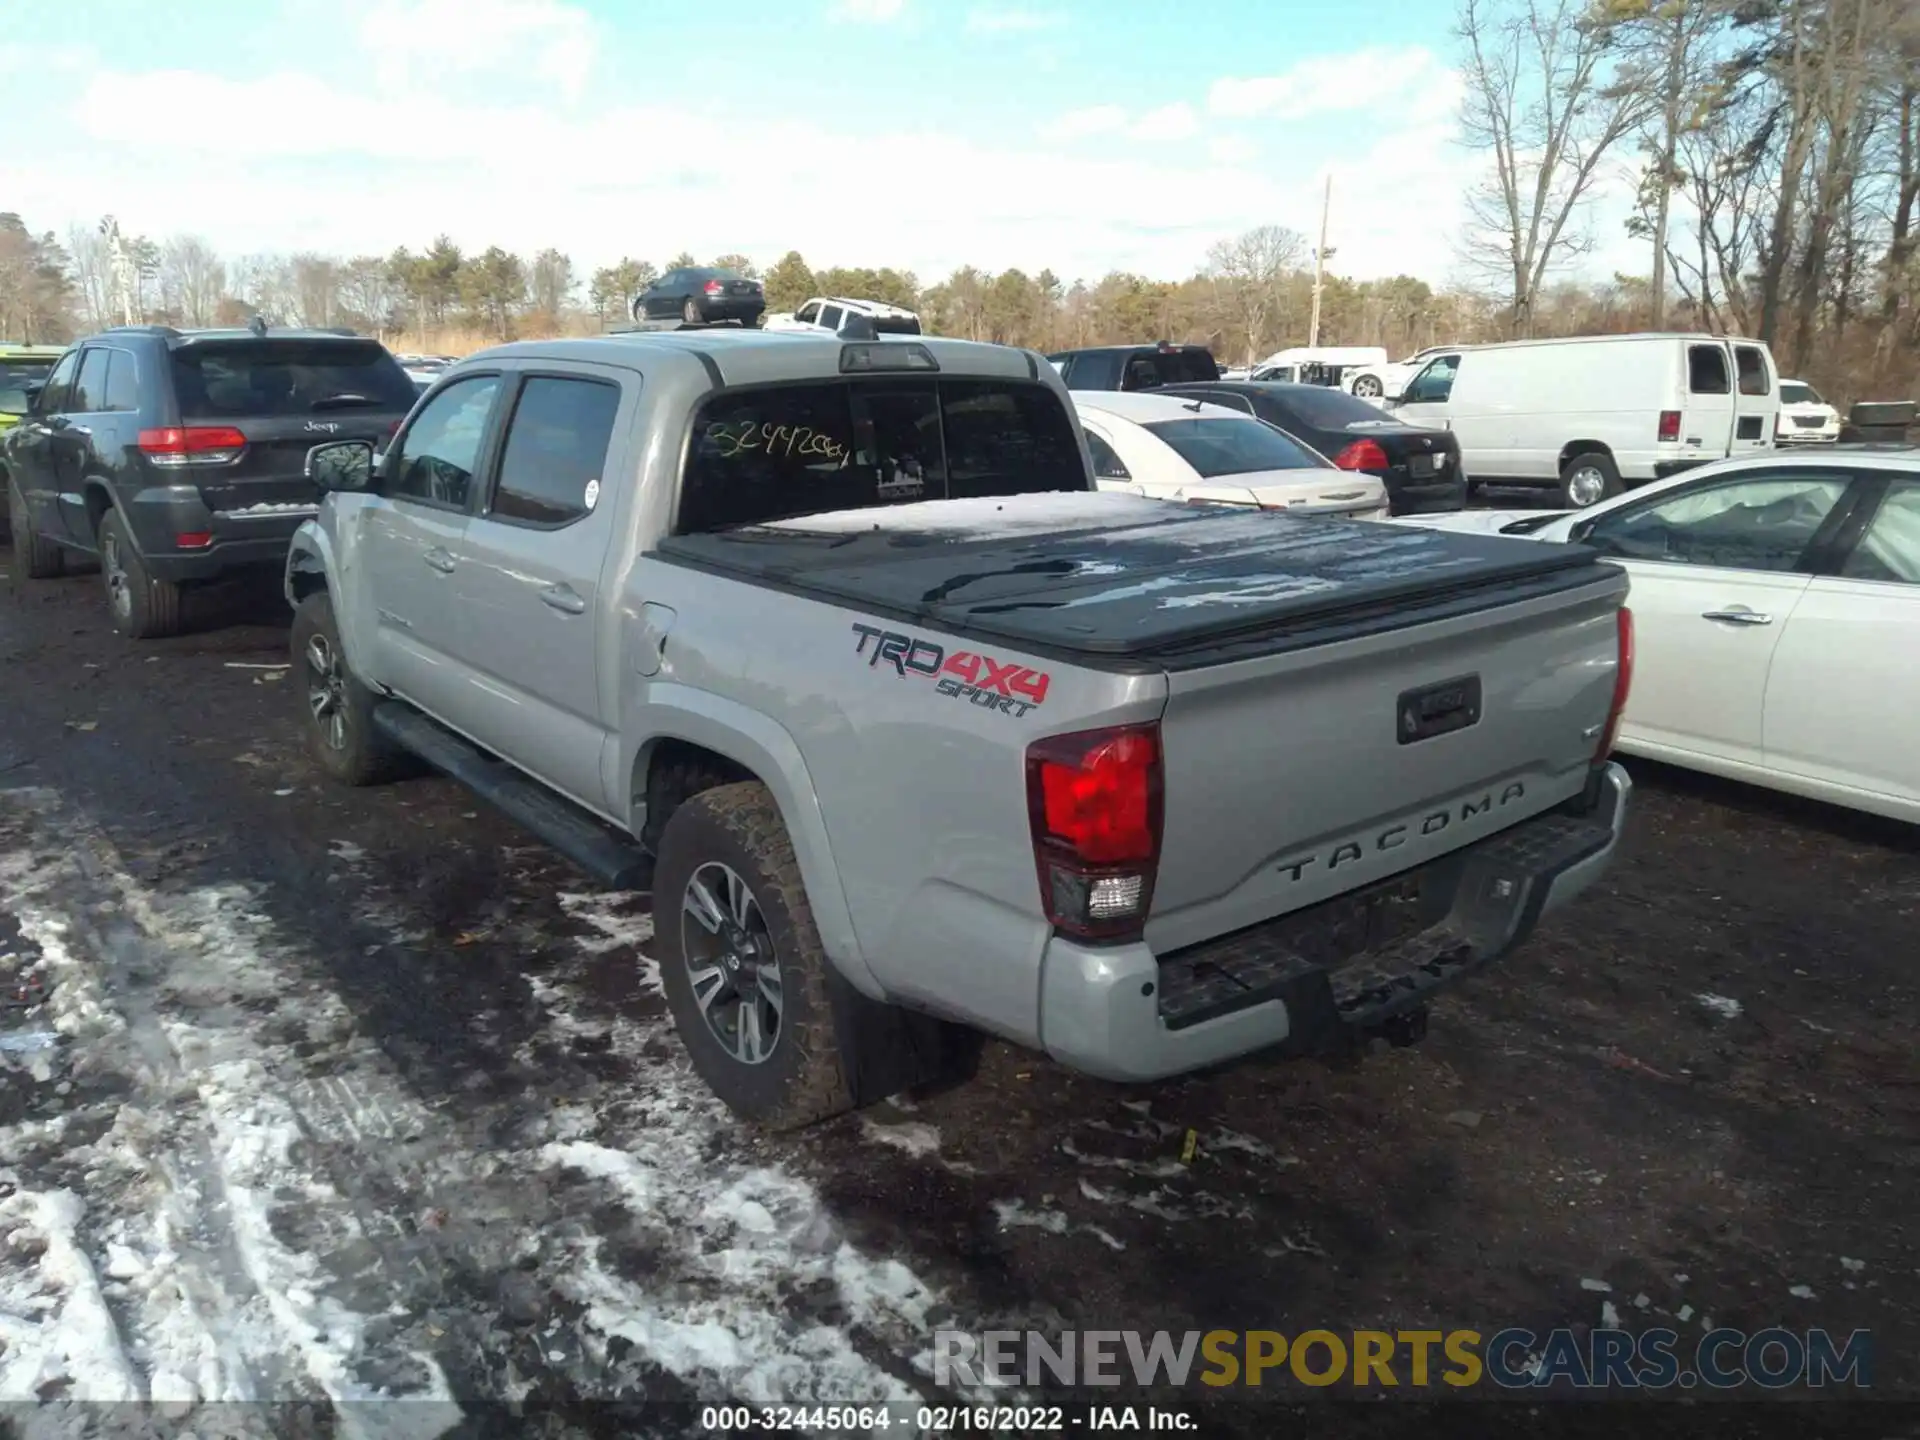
[655,782,854,1130]
[99,511,181,638]
[1558,451,1622,509]
[681,298,702,325]
[291,592,406,786]
[1352,375,1384,399]
[6,473,66,580]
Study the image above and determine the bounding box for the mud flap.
[823,967,977,1107]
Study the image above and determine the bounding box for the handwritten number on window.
[705,420,847,463]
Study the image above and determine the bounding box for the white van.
[1390,333,1780,507]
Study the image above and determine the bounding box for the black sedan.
[631,267,765,327]
[1157,380,1466,514]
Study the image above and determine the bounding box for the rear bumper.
[1037,762,1632,1082]
[127,486,313,581]
[1388,477,1469,515]
[696,299,764,322]
[1774,431,1839,445]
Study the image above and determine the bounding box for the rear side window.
[1143,416,1328,477]
[677,379,1086,534]
[1839,481,1920,584]
[170,341,418,419]
[820,305,845,331]
[489,376,622,527]
[71,349,110,413]
[1085,430,1130,480]
[104,351,140,411]
[1735,346,1770,396]
[873,314,922,336]
[1688,345,1730,395]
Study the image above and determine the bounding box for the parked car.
[1,323,417,638]
[1074,391,1387,517]
[0,344,64,438]
[1155,380,1466,515]
[286,327,1631,1128]
[1390,332,1780,509]
[1775,379,1841,445]
[1046,343,1221,391]
[1248,346,1388,389]
[1345,346,1456,402]
[763,297,922,336]
[631,267,765,327]
[1392,448,1919,825]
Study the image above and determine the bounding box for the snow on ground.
[0,786,994,1429]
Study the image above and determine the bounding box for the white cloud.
[827,0,905,20]
[1038,104,1129,141]
[965,7,1061,32]
[1208,135,1258,166]
[1208,47,1440,121]
[1128,103,1201,142]
[359,0,598,100]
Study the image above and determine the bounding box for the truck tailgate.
[1144,568,1625,952]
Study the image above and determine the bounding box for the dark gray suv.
[1,323,417,638]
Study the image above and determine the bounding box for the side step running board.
[371,702,651,890]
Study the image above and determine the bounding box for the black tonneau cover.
[654,492,1609,669]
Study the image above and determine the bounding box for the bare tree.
[1204,225,1304,364]
[338,256,403,336]
[159,236,226,327]
[529,248,576,318]
[292,253,341,327]
[1456,0,1655,334]
[66,223,117,334]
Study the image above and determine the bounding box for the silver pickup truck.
[287,330,1634,1129]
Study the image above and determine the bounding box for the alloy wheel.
[680,861,783,1066]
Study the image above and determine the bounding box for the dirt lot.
[1,537,1915,1437]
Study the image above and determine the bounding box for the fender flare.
[627,683,880,999]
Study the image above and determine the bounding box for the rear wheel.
[655,782,854,1130]
[6,473,65,580]
[682,298,702,325]
[1557,451,1621,509]
[99,511,180,638]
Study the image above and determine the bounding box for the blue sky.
[3,0,1639,288]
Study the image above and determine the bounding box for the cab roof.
[466,330,1045,387]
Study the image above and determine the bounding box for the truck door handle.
[1701,608,1772,625]
[422,547,456,574]
[540,584,586,615]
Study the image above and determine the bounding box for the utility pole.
[1307,174,1332,348]
[101,216,135,325]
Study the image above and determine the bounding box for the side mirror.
[306,439,375,492]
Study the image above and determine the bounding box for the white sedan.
[1393,450,1920,824]
[1073,392,1388,518]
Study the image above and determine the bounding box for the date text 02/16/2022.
[696,1404,1198,1431]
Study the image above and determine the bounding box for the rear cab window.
[170,340,418,419]
[675,378,1087,534]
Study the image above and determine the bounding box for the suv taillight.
[705,280,724,295]
[139,426,247,466]
[1596,608,1634,762]
[1026,723,1163,942]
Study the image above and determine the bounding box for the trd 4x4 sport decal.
[850,623,1051,717]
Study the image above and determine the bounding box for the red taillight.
[1333,439,1391,472]
[1657,410,1681,443]
[704,280,724,295]
[139,426,247,467]
[1026,723,1163,941]
[1597,607,1634,761]
[175,532,213,549]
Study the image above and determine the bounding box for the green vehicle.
[0,344,65,433]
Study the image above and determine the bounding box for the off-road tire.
[6,473,66,580]
[99,510,180,637]
[291,591,407,786]
[655,782,854,1130]
[1558,450,1622,509]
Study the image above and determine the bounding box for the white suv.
[763,297,922,336]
